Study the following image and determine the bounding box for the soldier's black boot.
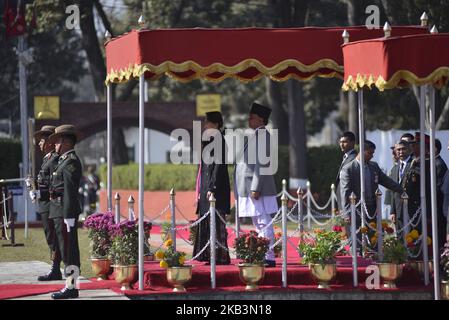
[37,259,63,281]
[51,287,79,300]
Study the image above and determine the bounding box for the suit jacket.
[36,151,59,213]
[335,149,357,210]
[234,127,277,198]
[388,156,413,218]
[49,150,82,219]
[340,159,404,213]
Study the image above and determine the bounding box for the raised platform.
[135,257,433,300]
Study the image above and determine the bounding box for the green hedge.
[100,145,341,200]
[0,139,22,180]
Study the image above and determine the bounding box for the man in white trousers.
[235,102,278,267]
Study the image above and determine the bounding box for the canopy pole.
[107,84,113,212]
[419,85,430,285]
[138,74,145,291]
[428,85,440,300]
[357,89,365,257]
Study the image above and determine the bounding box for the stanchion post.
[128,195,135,221]
[297,187,304,239]
[376,189,383,261]
[170,188,176,251]
[235,199,240,237]
[401,193,410,247]
[114,193,121,223]
[350,192,358,287]
[209,193,216,289]
[306,180,311,229]
[331,183,336,218]
[281,192,288,288]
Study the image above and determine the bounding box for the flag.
[3,0,35,39]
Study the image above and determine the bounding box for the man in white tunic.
[235,103,278,267]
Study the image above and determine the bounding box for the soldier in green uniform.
[48,125,82,299]
[27,125,62,281]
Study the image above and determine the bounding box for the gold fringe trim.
[105,58,344,84]
[342,67,449,92]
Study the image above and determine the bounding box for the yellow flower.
[369,222,377,229]
[164,239,173,247]
[179,256,185,265]
[361,227,368,234]
[155,251,165,260]
[160,260,168,269]
[315,228,324,234]
[371,236,377,244]
[381,221,389,229]
[406,236,414,244]
[410,230,419,240]
[427,237,432,245]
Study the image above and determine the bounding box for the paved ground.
[0,261,128,300]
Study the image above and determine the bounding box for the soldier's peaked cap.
[34,125,56,142]
[48,124,80,144]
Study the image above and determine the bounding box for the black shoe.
[264,260,276,268]
[51,287,79,300]
[37,269,63,281]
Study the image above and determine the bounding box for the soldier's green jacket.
[49,150,82,219]
[37,151,59,213]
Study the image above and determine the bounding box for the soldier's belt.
[50,196,62,204]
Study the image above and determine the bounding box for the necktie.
[399,162,405,181]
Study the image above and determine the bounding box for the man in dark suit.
[27,125,62,281]
[48,125,82,299]
[336,131,357,212]
[388,140,414,228]
[340,140,404,223]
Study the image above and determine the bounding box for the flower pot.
[441,280,449,300]
[91,258,112,281]
[113,265,138,290]
[309,264,337,289]
[237,263,265,291]
[166,265,193,292]
[413,260,434,277]
[377,263,403,289]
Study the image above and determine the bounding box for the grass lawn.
[0,227,95,278]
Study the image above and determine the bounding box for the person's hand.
[390,214,396,224]
[28,190,38,202]
[25,177,34,190]
[206,191,214,200]
[64,219,75,232]
[251,191,260,200]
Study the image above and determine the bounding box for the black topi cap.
[249,102,271,121]
[205,111,223,128]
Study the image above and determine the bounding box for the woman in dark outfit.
[192,111,231,265]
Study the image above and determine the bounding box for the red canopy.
[105,26,426,85]
[342,33,449,91]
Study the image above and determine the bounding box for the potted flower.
[234,231,270,291]
[273,227,282,258]
[440,243,449,300]
[83,212,114,280]
[405,229,433,277]
[156,239,192,292]
[108,219,151,290]
[298,229,342,289]
[377,235,408,288]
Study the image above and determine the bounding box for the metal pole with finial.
[170,188,176,251]
[331,183,336,218]
[128,195,135,221]
[342,29,350,44]
[383,22,391,38]
[306,181,311,229]
[297,187,305,237]
[401,192,410,247]
[209,193,216,289]
[114,193,121,223]
[281,191,288,288]
[138,14,146,29]
[376,188,383,261]
[420,12,428,27]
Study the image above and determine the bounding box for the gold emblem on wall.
[34,96,60,119]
